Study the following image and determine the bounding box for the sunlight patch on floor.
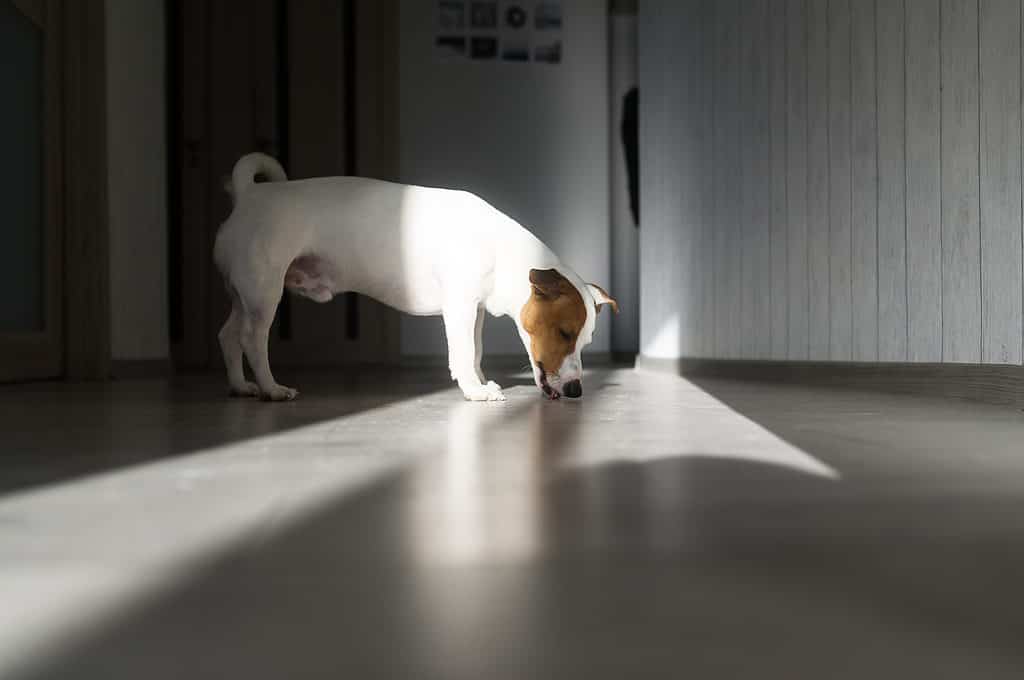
[0,395,452,678]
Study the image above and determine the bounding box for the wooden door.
[171,0,399,371]
[0,0,62,381]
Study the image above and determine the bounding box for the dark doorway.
[167,0,401,372]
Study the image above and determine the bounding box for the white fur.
[213,152,600,401]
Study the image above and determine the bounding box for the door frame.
[0,0,110,382]
[0,0,63,381]
[61,0,111,379]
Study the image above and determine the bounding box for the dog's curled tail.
[225,152,287,203]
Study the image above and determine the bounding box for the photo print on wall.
[534,2,562,29]
[501,38,530,61]
[470,1,498,29]
[438,1,465,29]
[435,1,563,65]
[504,3,528,29]
[534,40,561,64]
[436,35,467,58]
[471,36,498,59]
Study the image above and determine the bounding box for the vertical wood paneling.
[979,0,1022,364]
[725,0,742,358]
[742,0,772,358]
[641,0,704,359]
[700,0,716,357]
[877,0,908,361]
[851,0,879,360]
[712,0,727,356]
[828,0,853,359]
[739,1,758,357]
[770,0,790,358]
[639,0,700,359]
[807,0,831,359]
[662,0,688,357]
[713,0,740,357]
[905,0,942,361]
[681,0,703,357]
[940,0,982,362]
[659,0,682,357]
[639,0,1024,368]
[786,0,810,359]
[757,0,775,359]
[637,0,665,356]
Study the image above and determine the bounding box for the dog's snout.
[563,380,582,399]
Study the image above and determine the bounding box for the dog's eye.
[560,329,572,341]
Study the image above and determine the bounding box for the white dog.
[213,153,617,402]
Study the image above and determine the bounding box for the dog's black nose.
[563,380,582,398]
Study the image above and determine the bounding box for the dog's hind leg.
[237,275,299,401]
[218,299,259,397]
[473,304,486,383]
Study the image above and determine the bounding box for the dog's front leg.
[443,300,505,401]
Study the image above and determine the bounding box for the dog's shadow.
[484,366,536,389]
[493,375,536,389]
[486,368,621,393]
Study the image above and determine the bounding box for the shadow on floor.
[0,365,529,495]
[8,368,1024,678]
[16,456,1024,678]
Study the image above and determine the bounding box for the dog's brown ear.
[530,268,564,300]
[587,283,619,314]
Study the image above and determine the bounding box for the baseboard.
[611,351,638,366]
[636,355,1024,409]
[109,359,173,379]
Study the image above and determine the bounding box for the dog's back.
[214,154,523,316]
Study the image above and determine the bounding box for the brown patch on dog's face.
[520,268,587,377]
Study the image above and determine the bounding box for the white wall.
[398,0,611,357]
[105,0,169,361]
[640,0,1024,366]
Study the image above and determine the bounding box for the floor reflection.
[8,368,1024,679]
[406,400,543,567]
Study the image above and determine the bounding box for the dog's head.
[518,268,617,399]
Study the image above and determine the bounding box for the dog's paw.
[260,384,300,402]
[228,381,260,398]
[463,381,506,402]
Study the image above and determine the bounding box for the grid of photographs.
[435,1,563,65]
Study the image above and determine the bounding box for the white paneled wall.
[640,0,1024,365]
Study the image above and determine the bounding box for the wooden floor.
[2,367,1024,678]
